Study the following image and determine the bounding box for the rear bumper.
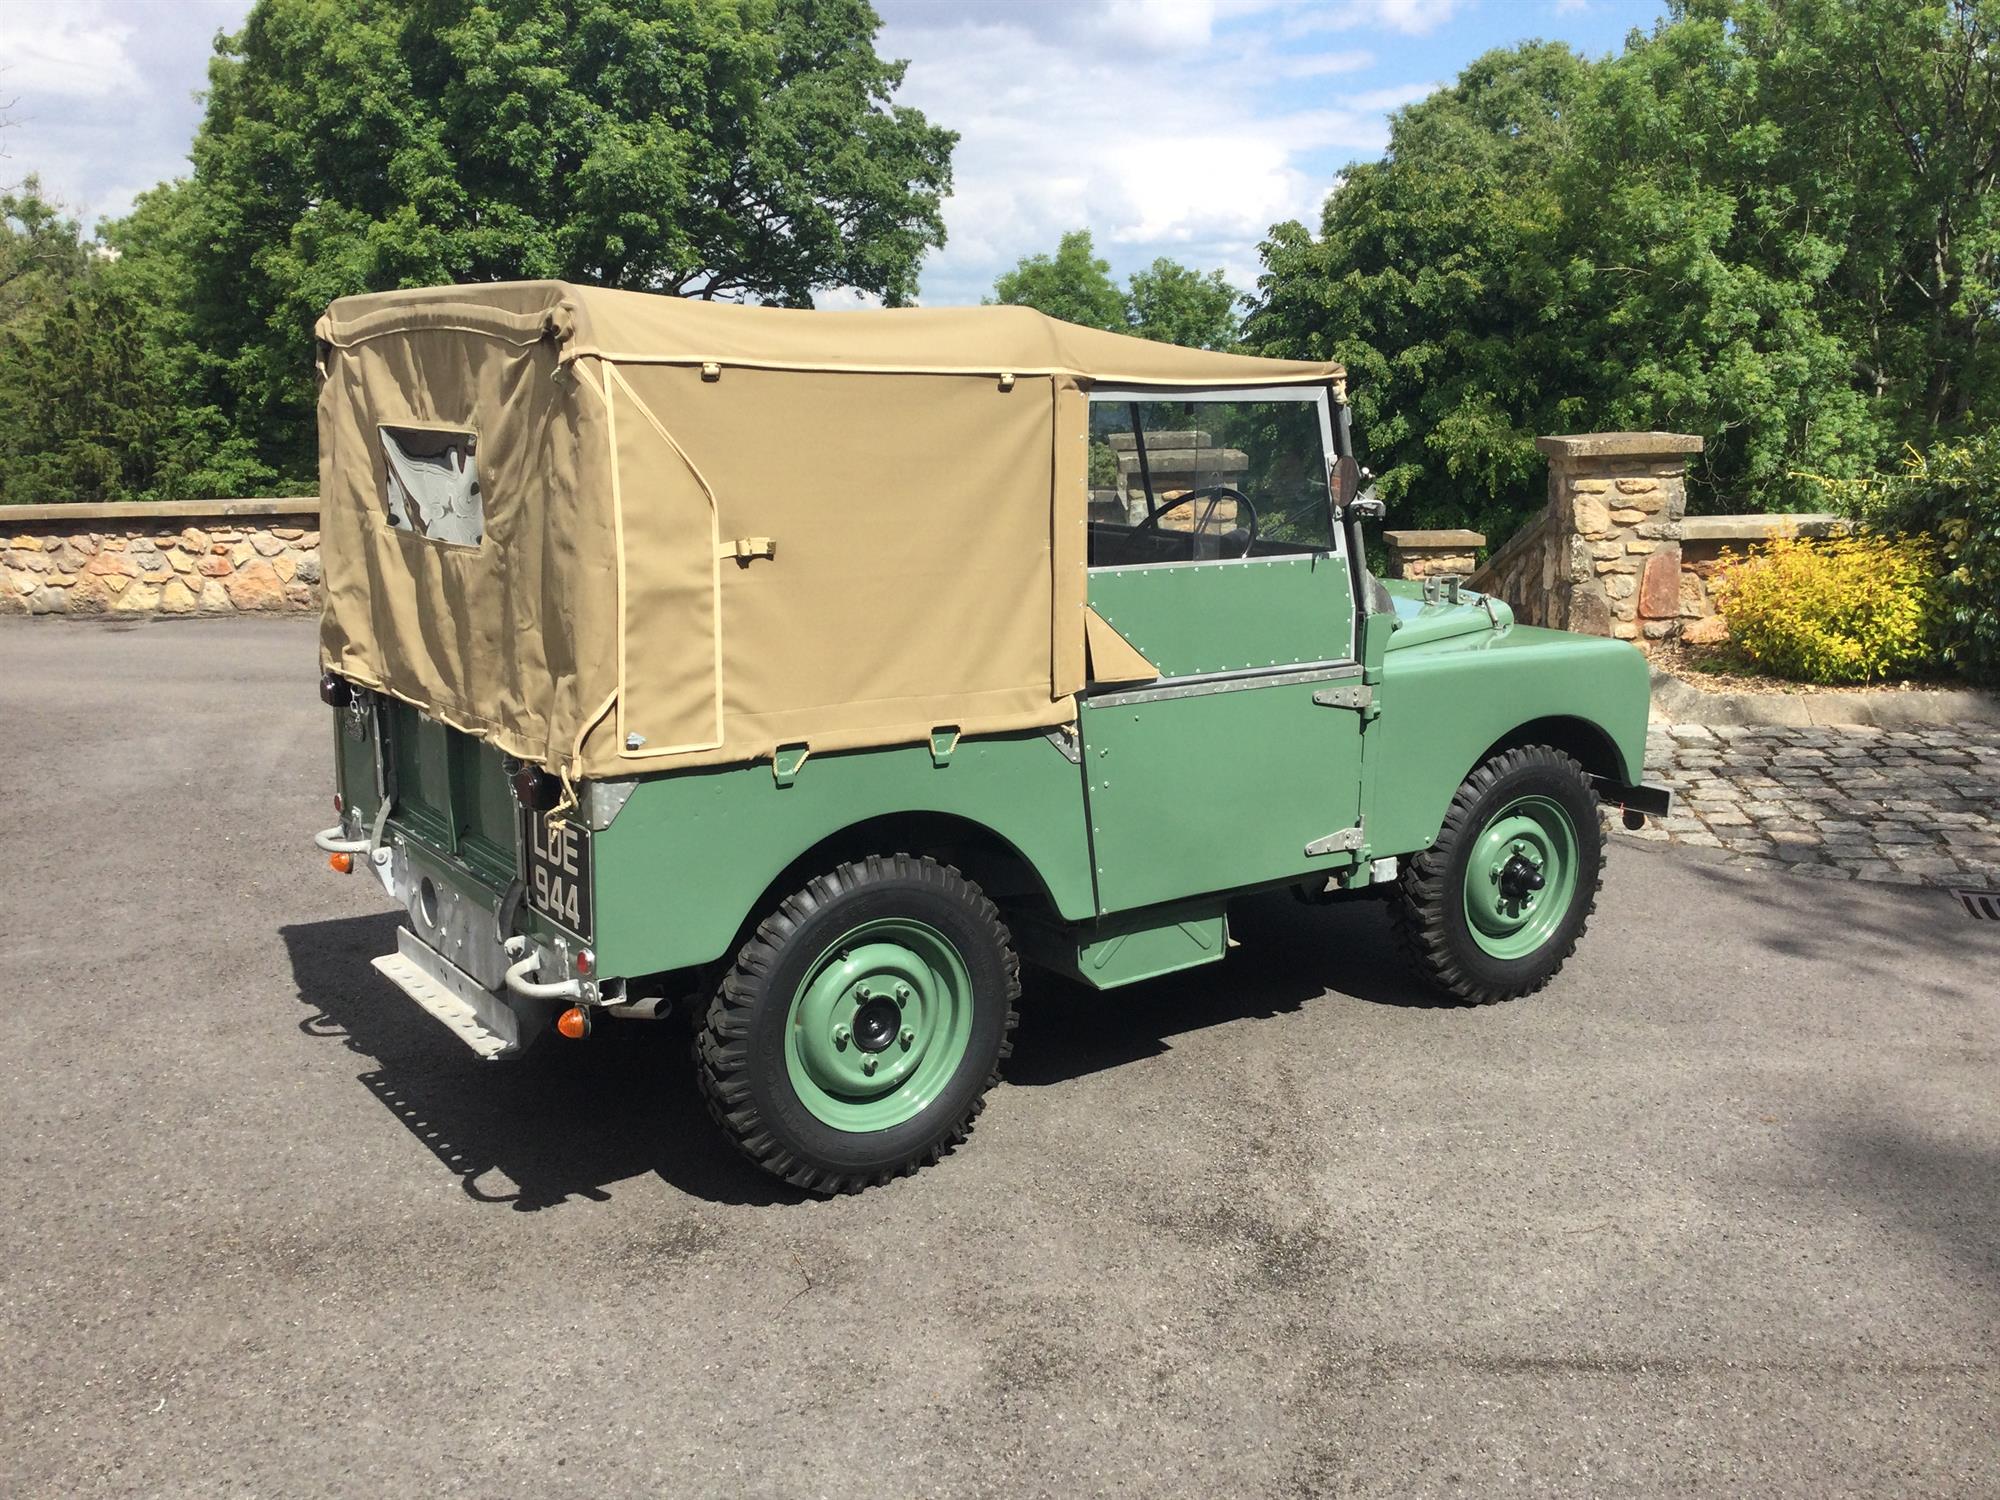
[1593,776,1673,819]
[372,926,555,1061]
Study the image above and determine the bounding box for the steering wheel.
[1129,485,1260,559]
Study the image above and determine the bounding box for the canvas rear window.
[380,424,484,548]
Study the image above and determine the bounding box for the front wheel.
[695,854,1019,1194]
[1389,745,1605,1005]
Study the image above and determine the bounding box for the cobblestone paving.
[1626,721,2000,887]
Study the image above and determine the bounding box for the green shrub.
[1714,534,1938,685]
[1804,435,2000,685]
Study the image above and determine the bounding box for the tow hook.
[502,935,586,1003]
[315,824,370,873]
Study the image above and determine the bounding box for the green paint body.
[333,568,1651,990]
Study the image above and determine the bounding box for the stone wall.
[1470,432,1702,640]
[2,500,322,617]
[1383,528,1485,580]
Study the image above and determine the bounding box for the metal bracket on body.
[1043,725,1082,765]
[772,744,810,787]
[584,778,640,832]
[1311,684,1373,711]
[1304,822,1366,857]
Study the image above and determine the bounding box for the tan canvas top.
[314,282,1342,784]
[319,279,1344,388]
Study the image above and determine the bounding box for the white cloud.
[877,4,1432,303]
[0,7,143,101]
[1281,0,1467,38]
[0,0,248,221]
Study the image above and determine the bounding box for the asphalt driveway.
[1,617,1995,1497]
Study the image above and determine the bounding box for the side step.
[371,925,528,1061]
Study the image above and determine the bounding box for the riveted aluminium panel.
[588,731,1096,977]
[1085,551,1356,679]
[1079,676,1365,913]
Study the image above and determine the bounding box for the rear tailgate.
[334,697,593,950]
[382,699,517,890]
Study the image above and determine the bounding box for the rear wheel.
[695,854,1019,1194]
[1390,745,1604,1005]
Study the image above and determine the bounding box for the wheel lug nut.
[900,1027,914,1047]
[895,984,911,1005]
[833,1024,850,1047]
[862,1057,877,1075]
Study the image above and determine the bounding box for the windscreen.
[1087,395,1333,568]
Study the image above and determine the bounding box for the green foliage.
[1248,2,2000,543]
[1087,440,1120,489]
[0,181,287,503]
[180,0,956,486]
[0,178,91,334]
[991,229,1128,332]
[1715,534,1939,684]
[991,229,1242,349]
[1807,434,2000,685]
[1126,257,1241,350]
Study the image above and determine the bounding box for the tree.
[0,178,90,333]
[1126,258,1241,350]
[1249,1,2000,541]
[989,229,1127,332]
[182,0,956,486]
[991,229,1243,349]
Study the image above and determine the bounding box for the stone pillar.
[1532,432,1702,640]
[1383,528,1485,580]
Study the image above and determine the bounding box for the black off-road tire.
[1389,745,1605,1006]
[694,854,1020,1194]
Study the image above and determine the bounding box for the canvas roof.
[318,279,1345,388]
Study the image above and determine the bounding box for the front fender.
[1366,623,1652,858]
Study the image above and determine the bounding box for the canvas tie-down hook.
[719,537,776,565]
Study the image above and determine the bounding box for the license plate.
[524,811,593,936]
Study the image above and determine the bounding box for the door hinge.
[1311,683,1379,720]
[1305,820,1366,857]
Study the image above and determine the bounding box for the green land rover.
[312,281,1667,1193]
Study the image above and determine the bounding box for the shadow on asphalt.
[1802,1117,2000,1302]
[279,894,1433,1210]
[1677,853,1981,1003]
[1009,891,1437,1087]
[280,912,803,1212]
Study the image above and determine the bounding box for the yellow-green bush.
[1713,534,1938,685]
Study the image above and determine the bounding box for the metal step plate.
[371,925,524,1061]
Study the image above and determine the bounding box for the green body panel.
[589,731,1097,977]
[1078,679,1366,912]
[1086,552,1356,676]
[328,571,1654,994]
[1014,899,1230,990]
[1364,614,1651,859]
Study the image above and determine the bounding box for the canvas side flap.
[1084,607,1159,686]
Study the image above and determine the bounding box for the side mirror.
[1331,455,1361,510]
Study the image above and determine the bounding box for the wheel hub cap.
[785,918,975,1132]
[1463,795,1580,960]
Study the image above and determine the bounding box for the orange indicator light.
[556,1007,590,1040]
[328,852,353,874]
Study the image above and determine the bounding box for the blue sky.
[1,0,1668,305]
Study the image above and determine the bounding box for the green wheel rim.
[785,917,975,1133]
[1462,794,1580,961]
